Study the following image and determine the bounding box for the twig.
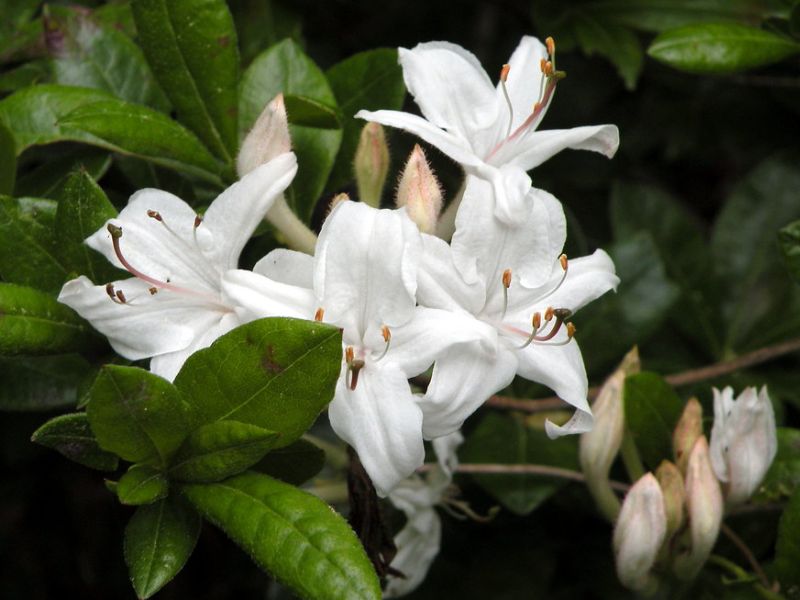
[720,522,773,590]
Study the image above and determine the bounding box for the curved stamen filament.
[518,308,574,348]
[538,254,569,303]
[501,268,512,319]
[499,63,514,138]
[374,325,392,362]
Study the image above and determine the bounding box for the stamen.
[499,63,514,138]
[538,253,569,302]
[518,311,541,349]
[147,210,163,222]
[148,287,158,295]
[314,307,325,322]
[546,36,555,58]
[349,359,365,390]
[544,306,554,322]
[519,308,574,349]
[345,346,354,364]
[374,325,392,362]
[193,214,203,246]
[115,289,127,304]
[105,283,124,305]
[501,268,512,319]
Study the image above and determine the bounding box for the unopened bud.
[673,397,703,475]
[655,460,686,538]
[354,122,390,208]
[395,145,442,234]
[613,473,667,594]
[709,386,777,506]
[237,93,291,177]
[329,192,350,213]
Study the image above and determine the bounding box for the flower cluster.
[59,36,619,501]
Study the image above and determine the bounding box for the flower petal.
[501,124,620,171]
[220,269,318,321]
[417,233,485,314]
[384,508,441,598]
[328,363,425,496]
[499,36,549,133]
[253,248,314,288]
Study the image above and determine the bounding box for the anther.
[107,223,122,239]
[115,289,127,304]
[345,346,354,364]
[375,325,392,362]
[194,215,203,229]
[544,306,554,321]
[532,312,542,330]
[499,63,510,82]
[314,307,325,322]
[559,253,568,271]
[546,36,555,58]
[519,311,542,349]
[538,254,570,302]
[349,359,365,390]
[501,268,512,319]
[147,210,162,222]
[148,287,158,295]
[105,283,120,303]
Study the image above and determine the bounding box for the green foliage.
[760,428,800,500]
[117,463,170,505]
[253,437,326,485]
[0,122,15,194]
[623,372,683,469]
[0,353,92,411]
[31,412,119,471]
[283,94,342,129]
[779,220,800,285]
[775,487,800,595]
[182,471,381,600]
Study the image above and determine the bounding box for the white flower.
[709,386,777,505]
[58,153,298,381]
[416,186,618,439]
[357,36,618,223]
[223,201,484,495]
[384,432,463,598]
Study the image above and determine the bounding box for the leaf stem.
[707,555,785,600]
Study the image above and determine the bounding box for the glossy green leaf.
[132,0,239,162]
[169,421,280,483]
[460,412,580,515]
[0,283,96,356]
[14,147,111,199]
[252,437,325,485]
[779,220,800,285]
[759,428,800,500]
[326,48,405,191]
[573,13,644,90]
[0,60,51,94]
[174,318,341,447]
[124,495,201,599]
[284,94,341,129]
[31,412,119,471]
[117,464,170,506]
[623,372,683,469]
[0,353,92,412]
[182,471,380,600]
[43,5,169,110]
[233,0,302,66]
[0,122,15,195]
[775,487,800,593]
[648,23,800,74]
[87,365,191,466]
[240,39,342,221]
[0,9,41,64]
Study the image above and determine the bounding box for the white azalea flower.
[58,153,298,381]
[223,201,484,495]
[709,386,777,505]
[417,186,618,439]
[357,36,619,223]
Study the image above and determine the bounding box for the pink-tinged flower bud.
[613,473,667,594]
[354,122,390,208]
[673,397,703,475]
[709,386,777,506]
[674,436,723,581]
[237,93,291,177]
[656,460,686,538]
[395,144,442,234]
[580,346,639,521]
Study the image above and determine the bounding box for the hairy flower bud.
[395,144,443,234]
[354,122,390,208]
[655,460,686,538]
[613,473,667,594]
[237,93,291,177]
[709,386,777,506]
[673,397,703,475]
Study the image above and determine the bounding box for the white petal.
[220,269,318,321]
[328,363,425,496]
[432,431,464,477]
[384,508,442,598]
[420,343,517,439]
[500,125,620,171]
[417,233,485,314]
[499,36,549,133]
[202,152,298,270]
[253,248,314,288]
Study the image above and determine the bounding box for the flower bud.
[674,436,722,581]
[395,144,442,234]
[237,93,291,177]
[354,122,390,208]
[655,460,686,538]
[673,397,703,475]
[613,473,667,594]
[709,386,777,506]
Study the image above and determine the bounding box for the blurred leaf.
[775,486,800,594]
[117,463,170,505]
[31,412,119,471]
[169,421,280,483]
[240,39,342,222]
[0,283,96,356]
[624,372,683,469]
[230,0,303,66]
[0,122,16,195]
[174,318,341,447]
[460,412,579,515]
[573,13,644,90]
[0,12,42,65]
[0,60,51,94]
[0,353,91,412]
[182,471,381,600]
[252,437,325,485]
[759,427,800,500]
[648,23,800,74]
[43,5,170,110]
[284,93,341,129]
[326,48,405,191]
[779,220,800,285]
[132,0,239,162]
[14,147,111,198]
[87,365,191,466]
[124,495,201,599]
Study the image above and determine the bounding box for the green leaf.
[43,5,170,111]
[174,318,341,447]
[573,13,644,90]
[87,365,191,466]
[648,23,800,74]
[0,283,97,356]
[170,421,280,483]
[775,487,800,593]
[132,0,239,162]
[117,463,170,506]
[233,0,303,66]
[284,94,341,129]
[31,412,119,471]
[54,169,122,283]
[460,412,580,516]
[124,495,201,599]
[0,122,15,195]
[759,428,800,500]
[14,147,111,199]
[326,48,405,191]
[252,437,325,485]
[779,220,800,285]
[0,60,51,95]
[240,39,342,222]
[623,372,683,469]
[0,353,92,412]
[183,471,380,600]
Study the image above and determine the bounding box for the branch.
[720,522,772,590]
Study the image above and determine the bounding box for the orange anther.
[381,325,391,343]
[500,63,510,82]
[559,254,568,271]
[502,269,512,289]
[314,307,325,322]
